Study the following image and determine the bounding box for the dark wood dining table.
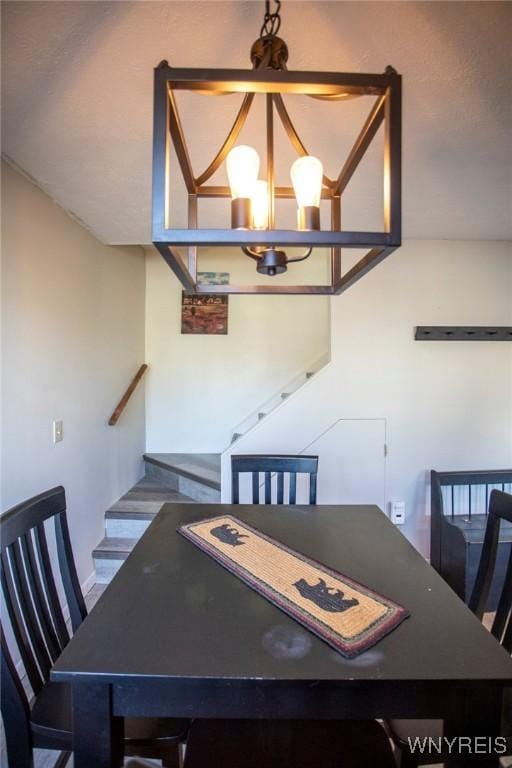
[52,503,512,767]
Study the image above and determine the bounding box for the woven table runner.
[178,515,409,658]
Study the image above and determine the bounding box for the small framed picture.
[181,273,229,335]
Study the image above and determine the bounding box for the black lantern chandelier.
[152,0,401,295]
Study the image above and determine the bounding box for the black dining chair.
[388,489,512,767]
[0,486,189,768]
[231,454,318,505]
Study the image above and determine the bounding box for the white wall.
[221,240,512,555]
[145,246,331,452]
[1,162,146,588]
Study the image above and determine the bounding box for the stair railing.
[226,352,330,448]
[108,364,148,426]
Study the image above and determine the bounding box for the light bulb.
[252,180,269,229]
[226,145,260,200]
[290,155,323,230]
[290,155,323,208]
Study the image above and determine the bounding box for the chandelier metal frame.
[151,19,401,295]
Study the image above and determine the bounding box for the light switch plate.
[53,420,63,443]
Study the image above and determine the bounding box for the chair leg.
[399,750,421,768]
[53,752,72,768]
[161,744,182,768]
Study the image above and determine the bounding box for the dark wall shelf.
[415,326,512,341]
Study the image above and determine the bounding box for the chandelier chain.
[260,0,282,37]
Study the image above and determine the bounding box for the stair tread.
[105,475,196,522]
[109,491,194,510]
[106,505,160,520]
[144,453,221,490]
[132,476,177,490]
[123,489,182,503]
[106,501,193,520]
[93,537,137,559]
[109,498,163,511]
[95,457,220,581]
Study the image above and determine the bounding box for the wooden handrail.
[108,365,148,426]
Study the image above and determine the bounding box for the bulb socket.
[256,248,288,276]
[297,206,320,231]
[231,198,252,229]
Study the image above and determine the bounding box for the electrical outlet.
[389,501,405,525]
[53,420,64,443]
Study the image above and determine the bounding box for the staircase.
[228,352,329,446]
[93,453,221,583]
[93,356,330,582]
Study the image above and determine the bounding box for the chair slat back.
[433,469,512,521]
[468,490,512,651]
[0,625,33,767]
[231,455,318,505]
[0,487,87,701]
[35,521,71,647]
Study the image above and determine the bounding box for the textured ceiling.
[2,1,511,244]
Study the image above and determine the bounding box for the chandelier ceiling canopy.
[152,0,401,295]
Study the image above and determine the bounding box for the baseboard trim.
[79,570,97,599]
